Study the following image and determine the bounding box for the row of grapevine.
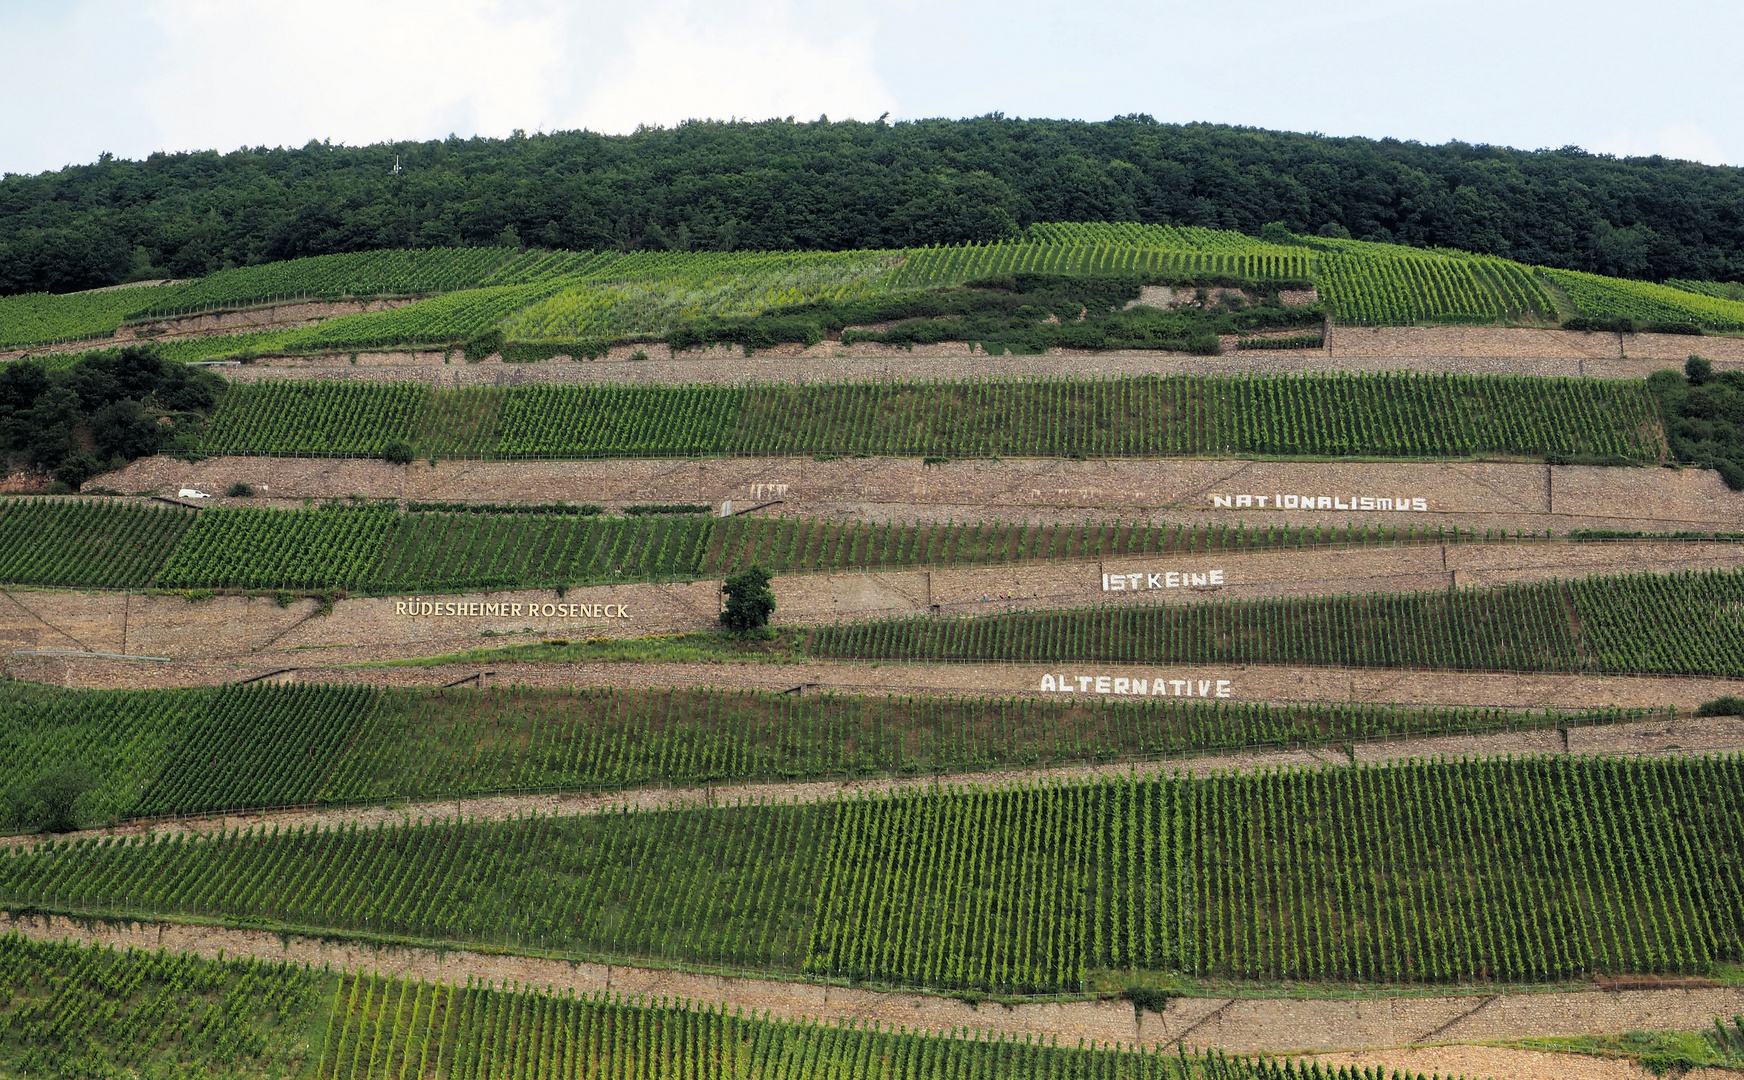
[132,684,381,816]
[1316,252,1555,325]
[1025,222,1307,253]
[154,505,717,591]
[807,569,1744,677]
[1545,267,1744,331]
[0,683,207,829]
[1668,279,1744,303]
[6,756,1737,989]
[0,282,189,349]
[318,971,1414,1080]
[492,382,743,457]
[4,804,832,969]
[122,247,543,319]
[199,379,430,454]
[157,503,401,589]
[887,243,1313,289]
[3,679,1649,825]
[0,499,1558,591]
[319,688,1653,808]
[704,517,1484,576]
[0,934,322,1076]
[0,498,193,587]
[0,934,1456,1080]
[275,282,559,351]
[727,373,1658,460]
[809,757,1744,988]
[196,372,1665,462]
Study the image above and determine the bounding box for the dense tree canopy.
[4,116,1742,295]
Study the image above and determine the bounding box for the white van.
[177,489,212,499]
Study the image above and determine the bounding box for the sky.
[2,0,1741,177]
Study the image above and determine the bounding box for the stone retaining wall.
[97,455,1744,533]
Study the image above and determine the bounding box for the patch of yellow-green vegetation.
[1511,1020,1744,1076]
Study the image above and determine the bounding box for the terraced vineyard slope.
[0,681,1651,828]
[4,757,1736,991]
[0,934,1432,1080]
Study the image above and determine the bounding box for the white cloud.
[139,0,574,152]
[1593,122,1732,166]
[571,0,896,133]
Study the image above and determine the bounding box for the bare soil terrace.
[206,325,1744,387]
[97,456,1744,535]
[3,913,1739,1060]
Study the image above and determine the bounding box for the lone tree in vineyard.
[721,565,776,634]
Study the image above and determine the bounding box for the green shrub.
[720,565,776,635]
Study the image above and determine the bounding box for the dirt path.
[4,714,1735,851]
[3,913,1737,1058]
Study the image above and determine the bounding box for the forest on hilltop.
[4,117,1744,296]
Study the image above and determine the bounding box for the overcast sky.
[3,0,1740,177]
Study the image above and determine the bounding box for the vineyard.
[0,497,1583,593]
[2,756,1736,990]
[1546,268,1744,331]
[501,251,901,343]
[11,225,1744,354]
[0,282,187,349]
[0,498,192,587]
[314,970,1449,1080]
[0,936,1455,1080]
[0,934,323,1078]
[0,680,1655,827]
[807,568,1744,677]
[121,246,603,319]
[1670,279,1744,303]
[1315,251,1554,325]
[195,372,1663,462]
[153,502,718,592]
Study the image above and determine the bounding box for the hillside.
[5,117,1744,296]
[5,134,1744,1079]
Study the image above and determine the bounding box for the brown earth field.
[4,538,1739,666]
[4,913,1741,1060]
[128,325,1744,386]
[6,712,1734,851]
[94,456,1744,535]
